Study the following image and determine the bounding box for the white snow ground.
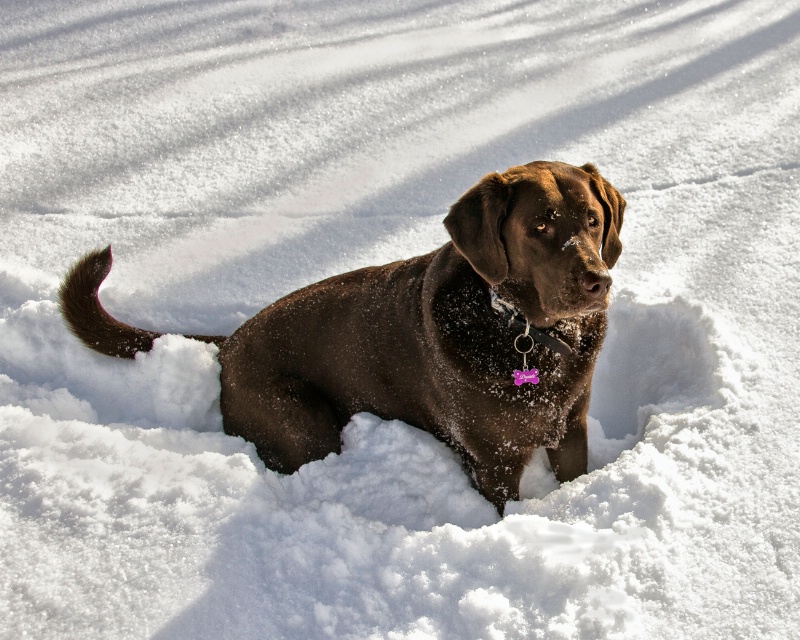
[1,0,799,638]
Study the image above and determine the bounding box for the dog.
[59,161,625,514]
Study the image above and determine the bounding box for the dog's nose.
[580,270,612,297]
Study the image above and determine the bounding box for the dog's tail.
[58,246,227,359]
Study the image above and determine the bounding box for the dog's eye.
[587,214,600,228]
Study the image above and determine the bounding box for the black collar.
[489,288,573,356]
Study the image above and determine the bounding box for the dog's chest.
[426,272,607,447]
[447,315,600,446]
[488,325,580,402]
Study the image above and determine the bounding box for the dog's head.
[444,161,626,327]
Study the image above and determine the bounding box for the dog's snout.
[580,270,612,297]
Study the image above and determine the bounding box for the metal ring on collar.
[514,333,535,354]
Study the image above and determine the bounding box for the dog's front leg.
[546,389,589,483]
[470,455,528,516]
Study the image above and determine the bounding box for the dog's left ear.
[444,172,511,284]
[582,163,626,269]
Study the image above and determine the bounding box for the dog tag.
[513,368,540,386]
[513,326,539,385]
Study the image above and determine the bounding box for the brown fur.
[59,161,626,514]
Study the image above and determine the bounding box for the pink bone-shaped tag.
[513,369,540,386]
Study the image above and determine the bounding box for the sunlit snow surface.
[2,1,799,638]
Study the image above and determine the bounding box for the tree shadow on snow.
[119,5,800,334]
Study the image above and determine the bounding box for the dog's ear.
[582,163,626,269]
[444,172,511,284]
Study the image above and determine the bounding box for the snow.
[1,0,799,638]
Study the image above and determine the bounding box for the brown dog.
[59,161,625,514]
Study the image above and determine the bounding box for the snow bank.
[0,301,221,431]
[0,283,744,639]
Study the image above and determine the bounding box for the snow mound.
[591,291,728,441]
[278,413,498,530]
[0,287,740,531]
[524,291,739,508]
[0,301,222,431]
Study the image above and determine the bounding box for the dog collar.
[489,288,573,356]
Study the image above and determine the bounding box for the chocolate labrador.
[59,161,625,514]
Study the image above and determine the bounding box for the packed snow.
[1,0,799,638]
